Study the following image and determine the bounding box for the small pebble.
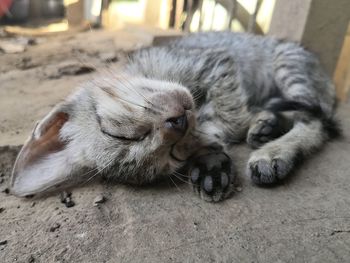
[0,240,7,246]
[60,191,70,202]
[60,191,75,208]
[49,223,61,232]
[3,188,9,194]
[27,255,35,263]
[93,194,106,206]
[0,207,4,213]
[30,202,36,208]
[65,199,75,208]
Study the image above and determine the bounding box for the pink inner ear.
[20,112,69,168]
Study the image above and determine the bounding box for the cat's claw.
[189,152,235,202]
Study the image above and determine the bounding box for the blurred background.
[0,0,274,32]
[0,0,349,146]
[0,0,349,101]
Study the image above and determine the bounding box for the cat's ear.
[10,103,76,197]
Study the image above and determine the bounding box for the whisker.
[70,50,147,107]
[171,171,193,186]
[118,73,155,106]
[81,157,116,185]
[114,96,148,110]
[70,51,163,120]
[168,175,184,193]
[92,78,151,113]
[99,79,159,119]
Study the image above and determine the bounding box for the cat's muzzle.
[162,110,195,142]
[162,109,199,163]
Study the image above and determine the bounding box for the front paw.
[189,152,235,202]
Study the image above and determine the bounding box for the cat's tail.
[264,98,341,139]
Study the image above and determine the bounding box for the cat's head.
[10,75,196,197]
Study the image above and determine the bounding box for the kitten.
[10,32,339,202]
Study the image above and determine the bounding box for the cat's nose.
[165,114,188,133]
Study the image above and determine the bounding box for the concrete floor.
[0,29,349,263]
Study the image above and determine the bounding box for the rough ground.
[0,29,350,263]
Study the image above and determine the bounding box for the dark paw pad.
[189,152,234,202]
[247,158,291,185]
[247,116,282,148]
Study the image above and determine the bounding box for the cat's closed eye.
[101,127,151,141]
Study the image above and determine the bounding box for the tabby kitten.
[10,32,339,202]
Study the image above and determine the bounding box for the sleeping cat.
[10,32,339,202]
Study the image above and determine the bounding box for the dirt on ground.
[0,28,350,263]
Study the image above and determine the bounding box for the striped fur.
[10,32,339,200]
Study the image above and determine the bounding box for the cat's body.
[130,32,335,136]
[10,32,339,202]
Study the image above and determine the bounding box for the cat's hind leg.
[246,110,293,148]
[247,116,332,184]
[246,43,340,184]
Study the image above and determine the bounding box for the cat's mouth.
[170,144,187,162]
[169,135,201,166]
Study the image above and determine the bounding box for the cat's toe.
[189,152,234,202]
[247,158,291,185]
